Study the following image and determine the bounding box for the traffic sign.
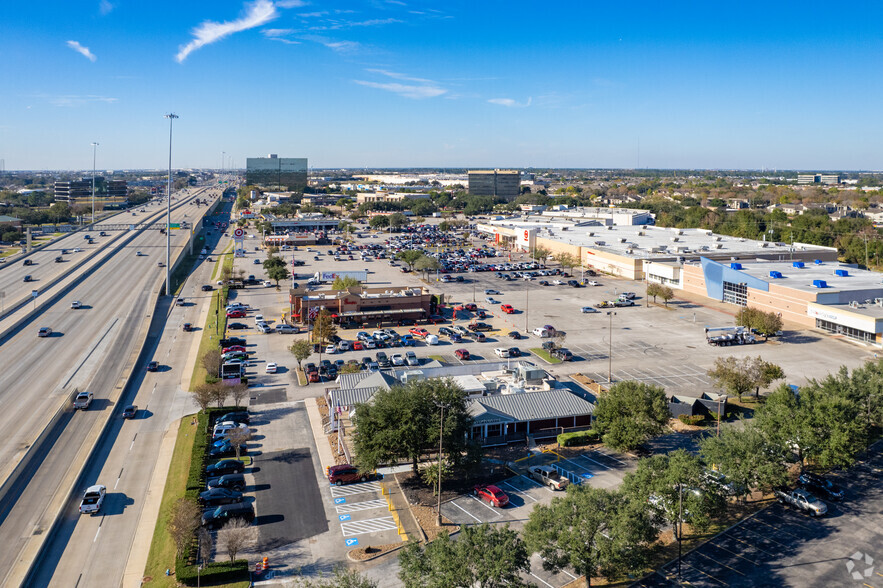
[233,228,244,238]
[169,223,181,229]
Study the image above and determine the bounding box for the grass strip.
[530,348,562,364]
[189,289,228,391]
[211,242,234,282]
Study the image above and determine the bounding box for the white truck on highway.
[705,326,756,346]
[78,485,106,514]
[774,488,828,516]
[73,391,93,410]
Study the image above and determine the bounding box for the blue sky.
[3,1,882,171]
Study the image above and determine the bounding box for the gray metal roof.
[331,387,380,408]
[467,389,595,423]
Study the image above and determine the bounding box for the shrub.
[175,558,250,585]
[677,414,705,426]
[557,429,601,447]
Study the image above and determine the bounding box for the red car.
[455,349,470,360]
[473,484,509,507]
[409,327,429,338]
[223,346,246,354]
[352,341,364,351]
[500,304,515,314]
[464,303,478,311]
[308,371,320,382]
[226,310,246,318]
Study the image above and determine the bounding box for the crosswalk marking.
[340,516,399,536]
[330,481,382,498]
[335,499,388,514]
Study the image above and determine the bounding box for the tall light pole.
[606,311,616,383]
[90,142,99,224]
[434,401,450,527]
[164,113,178,295]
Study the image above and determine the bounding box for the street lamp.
[90,142,99,225]
[606,311,616,383]
[164,113,178,296]
[434,401,451,527]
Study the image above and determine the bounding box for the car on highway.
[136,251,144,256]
[455,349,470,360]
[201,284,213,291]
[206,459,246,477]
[327,464,378,486]
[581,306,599,313]
[146,361,159,372]
[201,503,255,529]
[227,322,248,330]
[528,465,569,490]
[199,487,244,508]
[23,275,33,282]
[266,362,278,373]
[74,391,93,409]
[253,259,261,264]
[473,484,509,507]
[70,300,82,309]
[121,405,138,419]
[78,485,106,515]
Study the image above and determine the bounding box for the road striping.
[339,516,398,536]
[93,528,100,543]
[499,480,538,502]
[575,454,612,470]
[528,572,555,588]
[335,499,388,514]
[330,482,382,498]
[447,500,482,523]
[61,318,120,389]
[468,494,503,515]
[691,548,746,577]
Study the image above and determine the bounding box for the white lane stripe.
[594,449,627,466]
[448,500,482,523]
[330,482,382,497]
[576,454,611,470]
[519,474,555,494]
[93,527,101,543]
[499,480,538,502]
[340,516,398,536]
[336,499,388,513]
[529,572,554,588]
[468,494,502,515]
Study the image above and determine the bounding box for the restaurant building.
[289,285,433,326]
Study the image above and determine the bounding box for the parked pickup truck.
[528,465,569,490]
[78,484,106,514]
[774,488,828,516]
[73,391,93,410]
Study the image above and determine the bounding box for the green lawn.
[189,289,228,391]
[211,242,234,282]
[427,355,447,364]
[530,348,562,364]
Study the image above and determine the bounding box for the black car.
[207,473,246,492]
[199,487,244,507]
[539,280,549,286]
[376,352,390,367]
[146,361,159,372]
[798,472,843,501]
[202,503,254,529]
[227,322,248,330]
[469,322,493,332]
[217,411,249,425]
[508,347,521,357]
[220,337,246,347]
[121,405,138,419]
[553,348,573,361]
[206,459,246,477]
[208,441,237,458]
[508,331,522,340]
[201,284,213,291]
[567,280,580,287]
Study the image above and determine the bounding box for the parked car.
[587,280,600,286]
[207,473,246,492]
[494,348,510,358]
[581,306,599,313]
[266,362,278,373]
[391,354,405,366]
[202,503,255,529]
[206,459,246,477]
[199,487,244,507]
[508,347,521,357]
[528,466,569,490]
[469,322,493,332]
[775,488,828,516]
[508,330,522,340]
[614,299,635,307]
[473,484,509,507]
[553,348,574,361]
[455,349,470,360]
[798,472,843,501]
[405,351,419,366]
[227,322,248,330]
[500,304,515,314]
[327,464,378,485]
[217,411,250,425]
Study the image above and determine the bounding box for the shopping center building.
[289,285,433,326]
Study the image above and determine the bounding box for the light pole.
[164,113,178,296]
[90,142,99,224]
[434,401,450,527]
[606,311,616,383]
[677,483,683,582]
[524,287,529,333]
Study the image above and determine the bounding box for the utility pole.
[607,311,616,383]
[434,401,450,527]
[164,113,179,296]
[90,142,99,225]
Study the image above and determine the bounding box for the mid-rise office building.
[798,173,843,186]
[468,169,521,200]
[54,180,92,202]
[246,154,307,192]
[54,178,127,203]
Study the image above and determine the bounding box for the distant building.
[246,155,307,192]
[468,170,521,200]
[54,180,92,202]
[798,173,843,186]
[54,179,127,204]
[356,191,431,205]
[289,285,432,326]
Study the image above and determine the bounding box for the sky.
[2,1,883,171]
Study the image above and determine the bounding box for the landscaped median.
[189,288,229,390]
[530,347,562,364]
[142,408,250,587]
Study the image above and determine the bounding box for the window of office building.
[722,281,747,306]
[648,273,678,286]
[815,319,875,344]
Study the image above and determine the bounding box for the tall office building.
[246,154,308,192]
[54,180,92,202]
[468,169,521,200]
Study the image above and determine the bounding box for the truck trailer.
[313,270,368,284]
[705,326,756,346]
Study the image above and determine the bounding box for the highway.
[0,186,225,585]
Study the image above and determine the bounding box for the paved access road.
[0,187,220,585]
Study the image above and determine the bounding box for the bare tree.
[197,527,214,567]
[659,285,675,307]
[552,331,566,351]
[210,382,229,408]
[168,498,201,558]
[220,264,233,283]
[226,426,251,459]
[217,518,257,562]
[191,384,214,412]
[202,349,221,378]
[229,383,248,407]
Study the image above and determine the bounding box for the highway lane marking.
[129,434,137,451]
[114,468,124,489]
[61,318,120,389]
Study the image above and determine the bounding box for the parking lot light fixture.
[90,142,99,225]
[434,400,450,527]
[606,311,617,383]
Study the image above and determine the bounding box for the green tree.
[524,485,657,586]
[646,282,662,303]
[399,523,531,588]
[593,381,669,451]
[699,422,788,497]
[369,215,390,229]
[353,378,473,474]
[267,264,291,288]
[706,356,757,402]
[312,308,337,346]
[289,340,313,371]
[388,212,408,230]
[397,249,424,271]
[553,252,580,272]
[331,275,361,290]
[530,245,552,263]
[415,254,441,280]
[658,285,674,306]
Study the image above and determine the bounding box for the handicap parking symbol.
[334,497,347,504]
[339,514,352,521]
[345,538,359,547]
[581,472,594,479]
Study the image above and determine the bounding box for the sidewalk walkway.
[304,397,336,474]
[386,474,424,543]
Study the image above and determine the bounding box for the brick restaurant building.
[289,285,433,326]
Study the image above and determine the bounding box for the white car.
[484,289,501,295]
[494,347,511,358]
[581,306,599,313]
[552,279,564,285]
[263,280,272,287]
[325,345,337,354]
[425,334,439,346]
[337,341,351,352]
[363,339,376,349]
[254,314,264,323]
[587,280,600,286]
[391,354,405,366]
[485,298,498,304]
[256,324,272,333]
[79,485,106,514]
[70,300,82,309]
[266,362,278,373]
[275,324,298,334]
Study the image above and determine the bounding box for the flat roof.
[815,301,883,319]
[483,218,835,260]
[730,260,883,294]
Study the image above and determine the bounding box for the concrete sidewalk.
[304,396,336,474]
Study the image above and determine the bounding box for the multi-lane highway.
[0,186,227,585]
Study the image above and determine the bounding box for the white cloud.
[176,0,278,63]
[365,69,433,84]
[66,40,96,62]
[354,80,446,99]
[275,0,306,6]
[99,0,113,15]
[488,97,532,108]
[34,94,117,107]
[299,11,327,17]
[262,28,293,37]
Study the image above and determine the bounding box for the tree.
[397,249,424,271]
[735,307,783,337]
[593,381,669,451]
[312,309,337,346]
[524,485,657,587]
[331,275,361,290]
[295,567,378,587]
[202,349,221,378]
[658,285,674,306]
[646,282,662,303]
[197,527,214,568]
[209,382,229,407]
[399,523,531,588]
[267,264,291,287]
[289,340,314,370]
[227,426,251,458]
[353,378,474,474]
[554,252,580,272]
[415,254,440,280]
[698,422,788,497]
[216,518,256,562]
[388,212,408,230]
[168,498,201,558]
[753,360,785,398]
[530,245,552,263]
[191,384,215,411]
[707,356,783,401]
[229,383,248,407]
[369,215,390,229]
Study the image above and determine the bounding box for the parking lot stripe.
[722,532,777,557]
[692,549,746,577]
[593,449,627,466]
[676,560,728,586]
[704,541,760,566]
[330,482,382,497]
[528,572,555,588]
[519,474,555,493]
[469,494,503,515]
[335,499,388,513]
[449,500,483,523]
[499,480,538,502]
[575,453,612,470]
[340,516,399,536]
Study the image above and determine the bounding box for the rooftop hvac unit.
[594,241,606,246]
[587,232,594,237]
[714,243,723,249]
[793,261,805,268]
[812,279,828,288]
[730,262,743,270]
[875,298,883,306]
[619,237,627,243]
[670,237,679,242]
[814,259,823,265]
[835,269,849,277]
[769,271,783,278]
[758,242,768,247]
[849,301,860,309]
[606,225,614,230]
[626,248,634,254]
[638,231,645,236]
[705,230,713,236]
[714,236,722,241]
[700,245,710,251]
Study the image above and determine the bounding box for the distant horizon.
[2,167,881,175]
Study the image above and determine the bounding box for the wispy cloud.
[66,40,96,62]
[298,11,327,17]
[33,94,117,107]
[301,35,363,55]
[365,69,433,84]
[307,17,401,31]
[176,0,277,63]
[99,0,113,15]
[354,80,446,99]
[275,0,307,6]
[488,97,532,108]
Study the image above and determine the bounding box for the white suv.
[275,324,298,334]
